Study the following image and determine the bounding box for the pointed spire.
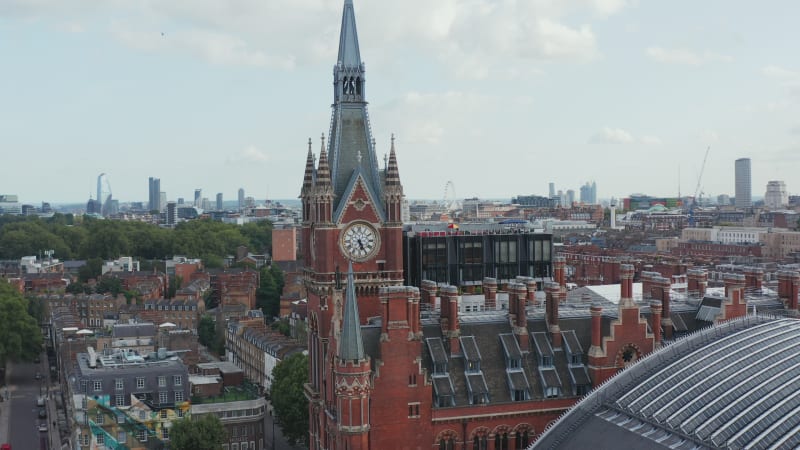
[338,261,365,362]
[317,134,331,187]
[385,133,401,186]
[337,0,362,68]
[303,138,315,189]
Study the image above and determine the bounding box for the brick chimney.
[509,282,529,351]
[525,278,538,304]
[620,264,635,307]
[483,277,498,310]
[650,300,662,349]
[654,276,673,340]
[687,268,708,298]
[641,271,661,300]
[782,271,800,314]
[544,281,562,348]
[553,255,566,288]
[440,285,460,356]
[722,273,747,320]
[791,272,800,313]
[743,267,764,291]
[421,280,438,309]
[777,271,791,301]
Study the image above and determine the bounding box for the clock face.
[341,222,379,261]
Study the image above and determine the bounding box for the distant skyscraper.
[579,181,597,204]
[148,177,161,212]
[96,173,106,215]
[160,192,167,211]
[216,193,224,211]
[764,180,788,209]
[238,188,245,210]
[549,182,555,198]
[566,189,575,207]
[194,189,202,207]
[735,158,752,208]
[166,201,177,226]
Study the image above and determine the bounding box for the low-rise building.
[70,347,191,449]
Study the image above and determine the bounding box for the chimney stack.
[440,285,460,355]
[589,301,603,358]
[620,264,635,307]
[650,300,662,349]
[421,280,438,309]
[654,276,673,340]
[723,273,747,320]
[509,282,529,351]
[743,267,764,291]
[545,281,562,348]
[553,256,566,288]
[483,277,498,310]
[687,268,708,298]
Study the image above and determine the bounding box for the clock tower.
[302,0,406,448]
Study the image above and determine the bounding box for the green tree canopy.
[169,414,228,450]
[271,352,309,446]
[0,282,43,364]
[198,315,216,348]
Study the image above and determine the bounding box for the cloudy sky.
[1,0,799,205]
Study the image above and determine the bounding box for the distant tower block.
[610,198,618,229]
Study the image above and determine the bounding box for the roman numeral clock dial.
[341,222,379,261]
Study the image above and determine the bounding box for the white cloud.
[762,65,799,80]
[640,135,663,145]
[646,46,733,65]
[227,145,270,164]
[590,127,635,144]
[110,24,295,68]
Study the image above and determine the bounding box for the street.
[1,357,51,450]
[264,401,304,450]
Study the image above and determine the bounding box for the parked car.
[36,396,45,407]
[38,408,46,419]
[38,423,47,432]
[34,372,42,380]
[1,443,11,450]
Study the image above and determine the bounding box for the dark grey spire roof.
[328,0,384,221]
[337,0,361,68]
[338,261,366,361]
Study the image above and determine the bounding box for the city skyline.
[2,1,799,203]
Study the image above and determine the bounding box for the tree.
[198,315,216,348]
[0,282,43,364]
[169,414,227,450]
[271,353,309,446]
[257,265,285,319]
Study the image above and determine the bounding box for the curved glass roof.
[533,316,800,449]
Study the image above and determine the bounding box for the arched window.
[515,430,530,449]
[473,435,488,450]
[495,432,508,450]
[439,437,454,450]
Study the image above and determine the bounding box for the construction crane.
[688,146,710,227]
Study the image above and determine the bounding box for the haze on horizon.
[1,0,799,205]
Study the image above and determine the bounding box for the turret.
[315,135,333,223]
[383,134,403,223]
